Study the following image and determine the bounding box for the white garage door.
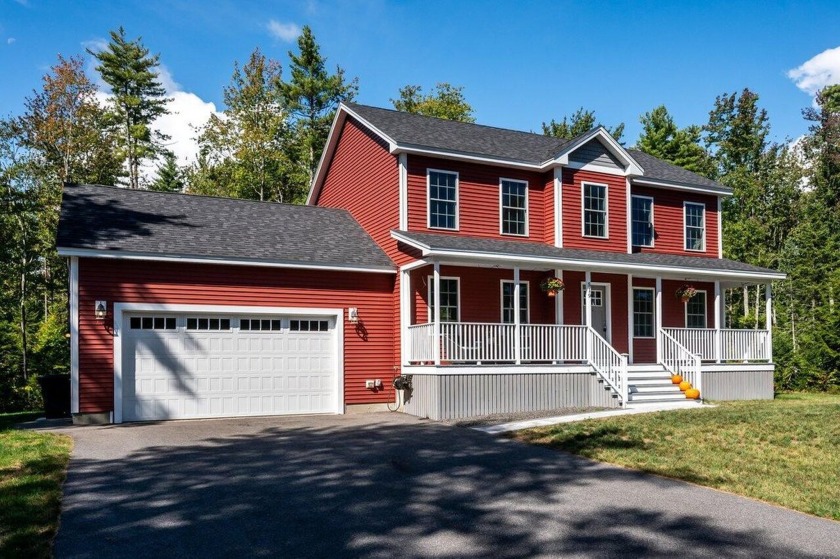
[121,313,338,421]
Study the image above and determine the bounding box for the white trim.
[581,281,612,341]
[398,153,408,230]
[717,197,723,258]
[426,168,460,231]
[69,257,79,414]
[581,181,609,239]
[631,286,656,339]
[553,167,563,247]
[684,201,706,252]
[427,274,461,322]
[631,194,655,248]
[56,248,395,274]
[112,303,345,424]
[684,289,708,328]
[499,177,530,237]
[633,177,732,197]
[388,230,788,281]
[500,279,530,324]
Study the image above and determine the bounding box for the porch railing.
[662,328,771,362]
[660,328,702,397]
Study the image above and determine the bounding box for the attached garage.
[118,307,342,422]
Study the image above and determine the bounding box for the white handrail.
[586,326,628,405]
[660,328,702,398]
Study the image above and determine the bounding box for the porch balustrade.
[662,328,771,362]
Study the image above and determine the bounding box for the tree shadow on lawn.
[54,418,838,559]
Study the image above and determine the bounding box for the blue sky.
[2,0,839,163]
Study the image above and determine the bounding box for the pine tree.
[542,107,625,142]
[279,26,358,189]
[392,83,475,123]
[90,27,170,189]
[636,105,713,176]
[150,150,184,192]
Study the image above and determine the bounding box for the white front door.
[122,313,337,421]
[582,284,610,342]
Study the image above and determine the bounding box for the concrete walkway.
[51,413,840,559]
[476,402,712,434]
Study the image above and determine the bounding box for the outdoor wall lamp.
[95,300,107,320]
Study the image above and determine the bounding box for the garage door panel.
[123,313,337,421]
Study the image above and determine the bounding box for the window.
[500,179,528,236]
[501,281,529,324]
[290,320,329,332]
[631,196,654,247]
[686,292,707,328]
[633,288,655,338]
[428,170,458,230]
[240,318,282,331]
[684,202,705,251]
[583,183,608,238]
[186,317,231,331]
[428,277,459,322]
[130,316,176,330]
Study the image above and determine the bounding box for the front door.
[581,285,610,342]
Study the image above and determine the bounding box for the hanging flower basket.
[540,276,565,297]
[675,284,698,303]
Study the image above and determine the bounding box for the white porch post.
[433,261,441,366]
[765,282,773,362]
[514,267,521,365]
[655,276,663,363]
[714,281,722,364]
[584,270,593,360]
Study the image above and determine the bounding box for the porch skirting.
[401,366,620,421]
[700,364,775,401]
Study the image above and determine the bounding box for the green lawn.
[0,412,72,559]
[515,393,840,520]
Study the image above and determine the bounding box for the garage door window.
[186,317,231,331]
[130,316,176,330]
[290,319,329,332]
[240,318,282,331]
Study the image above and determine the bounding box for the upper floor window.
[428,170,458,230]
[631,195,654,247]
[501,281,529,324]
[686,291,707,328]
[684,202,705,251]
[428,277,460,322]
[582,182,608,238]
[500,179,528,236]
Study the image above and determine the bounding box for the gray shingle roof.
[57,184,395,271]
[346,103,729,193]
[393,230,784,279]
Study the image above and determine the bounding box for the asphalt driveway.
[53,413,840,558]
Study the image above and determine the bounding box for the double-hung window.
[501,281,529,324]
[684,202,705,251]
[583,182,608,238]
[686,292,707,328]
[428,277,459,322]
[500,179,528,236]
[428,170,458,230]
[631,195,654,247]
[632,288,655,338]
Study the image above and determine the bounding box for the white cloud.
[788,46,840,95]
[266,19,301,42]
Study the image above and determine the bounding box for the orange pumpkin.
[685,388,700,399]
[678,381,692,391]
[671,375,683,384]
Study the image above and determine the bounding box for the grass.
[0,412,72,559]
[515,393,840,520]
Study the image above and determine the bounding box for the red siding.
[632,185,720,258]
[561,168,628,252]
[407,156,551,242]
[78,258,396,414]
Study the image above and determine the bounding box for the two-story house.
[57,103,784,424]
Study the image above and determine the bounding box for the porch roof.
[391,230,786,281]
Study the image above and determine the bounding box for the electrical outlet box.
[365,380,375,389]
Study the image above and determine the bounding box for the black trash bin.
[37,374,71,419]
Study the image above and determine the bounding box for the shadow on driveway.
[54,414,840,558]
